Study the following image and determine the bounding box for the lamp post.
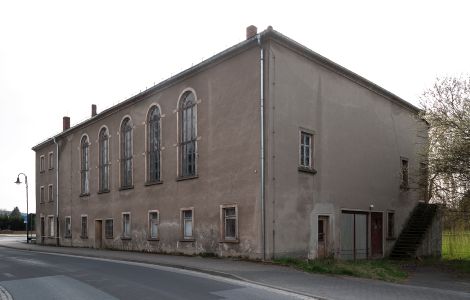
[14,173,29,243]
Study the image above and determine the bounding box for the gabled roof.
[32,27,420,151]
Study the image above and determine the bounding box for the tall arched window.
[99,127,110,192]
[147,106,161,183]
[80,135,89,195]
[180,91,197,177]
[120,117,133,188]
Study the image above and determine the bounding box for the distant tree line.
[0,207,28,231]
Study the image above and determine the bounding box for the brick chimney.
[63,116,70,131]
[91,104,97,117]
[246,25,257,39]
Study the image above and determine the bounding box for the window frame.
[40,186,45,203]
[39,155,45,173]
[220,205,239,242]
[120,117,134,189]
[105,219,114,239]
[64,216,72,238]
[146,105,162,184]
[298,129,316,174]
[48,152,54,170]
[180,208,194,241]
[80,135,90,195]
[148,210,160,240]
[178,91,198,179]
[48,184,53,202]
[47,215,54,237]
[98,127,110,193]
[80,215,88,238]
[121,212,131,239]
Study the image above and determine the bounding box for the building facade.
[33,26,429,259]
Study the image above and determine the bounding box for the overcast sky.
[1,0,469,214]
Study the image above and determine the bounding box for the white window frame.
[148,210,159,240]
[299,129,314,169]
[64,216,71,238]
[181,208,194,240]
[220,204,238,242]
[121,212,131,239]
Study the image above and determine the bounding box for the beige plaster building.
[33,26,431,260]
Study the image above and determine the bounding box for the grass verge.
[273,257,408,282]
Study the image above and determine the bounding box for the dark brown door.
[371,212,383,257]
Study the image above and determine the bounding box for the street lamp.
[14,173,29,243]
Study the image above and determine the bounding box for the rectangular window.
[105,219,113,239]
[149,211,159,239]
[64,216,71,238]
[401,158,409,188]
[222,206,238,241]
[122,213,131,238]
[40,155,45,172]
[299,131,313,168]
[182,209,193,239]
[48,184,53,202]
[40,186,45,203]
[48,152,54,169]
[48,216,54,237]
[81,216,88,238]
[387,212,395,239]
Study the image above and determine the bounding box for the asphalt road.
[0,247,312,300]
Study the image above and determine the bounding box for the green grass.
[273,258,408,282]
[442,231,470,260]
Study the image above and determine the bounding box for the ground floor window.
[221,206,237,241]
[149,211,159,239]
[122,213,131,238]
[105,219,113,239]
[64,217,71,238]
[181,209,193,239]
[81,216,88,238]
[48,216,54,237]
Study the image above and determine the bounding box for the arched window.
[180,91,197,177]
[80,135,89,195]
[120,117,133,188]
[99,127,110,192]
[147,106,161,183]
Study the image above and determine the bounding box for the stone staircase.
[390,202,438,259]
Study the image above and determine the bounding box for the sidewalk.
[1,239,469,300]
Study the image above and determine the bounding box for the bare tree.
[420,76,470,208]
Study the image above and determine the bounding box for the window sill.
[79,193,90,197]
[176,175,199,182]
[119,186,134,191]
[298,166,317,174]
[145,181,163,186]
[120,237,132,240]
[179,238,195,242]
[147,238,160,241]
[98,190,110,194]
[219,239,239,244]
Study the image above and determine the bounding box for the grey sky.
[1,0,469,213]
